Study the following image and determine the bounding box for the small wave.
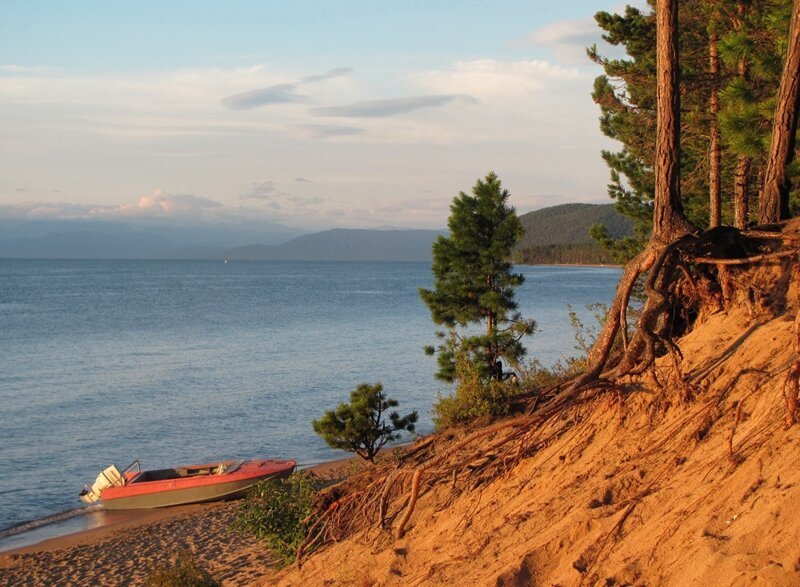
[0,505,102,539]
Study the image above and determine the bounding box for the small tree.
[420,172,535,382]
[312,383,417,463]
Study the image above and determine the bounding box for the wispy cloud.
[300,67,353,84]
[292,124,364,139]
[240,181,287,201]
[515,17,620,65]
[522,18,599,47]
[238,181,326,214]
[219,67,353,111]
[414,59,583,101]
[220,83,306,110]
[309,94,476,118]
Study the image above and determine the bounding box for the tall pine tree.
[420,173,534,382]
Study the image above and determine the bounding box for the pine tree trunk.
[653,0,694,243]
[734,155,751,229]
[709,30,722,228]
[760,0,800,224]
[732,3,751,229]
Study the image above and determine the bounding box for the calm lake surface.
[0,259,621,549]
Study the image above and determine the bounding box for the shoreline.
[0,455,355,557]
[0,454,360,585]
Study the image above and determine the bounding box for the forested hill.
[514,203,632,265]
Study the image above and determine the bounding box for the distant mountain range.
[0,217,306,260]
[0,203,632,263]
[220,229,445,262]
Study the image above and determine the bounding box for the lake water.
[0,260,621,550]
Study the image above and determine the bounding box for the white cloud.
[517,11,637,66]
[100,190,224,217]
[0,56,614,230]
[524,18,599,46]
[411,59,584,101]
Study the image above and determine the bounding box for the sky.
[0,1,643,231]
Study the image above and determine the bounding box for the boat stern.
[79,465,124,504]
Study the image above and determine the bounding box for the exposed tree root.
[293,380,612,563]
[395,469,422,538]
[582,223,800,385]
[293,221,800,567]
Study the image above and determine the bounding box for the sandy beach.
[0,457,356,586]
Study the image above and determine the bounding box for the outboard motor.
[79,465,124,504]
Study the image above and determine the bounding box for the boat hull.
[100,459,295,510]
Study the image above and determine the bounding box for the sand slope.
[276,304,800,586]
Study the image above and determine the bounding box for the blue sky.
[0,1,641,230]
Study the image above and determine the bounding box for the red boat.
[80,458,296,510]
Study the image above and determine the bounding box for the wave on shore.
[0,505,101,549]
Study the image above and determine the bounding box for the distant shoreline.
[0,257,622,268]
[518,262,623,268]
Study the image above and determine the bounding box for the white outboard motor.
[79,465,124,504]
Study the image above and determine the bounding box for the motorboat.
[79,458,295,510]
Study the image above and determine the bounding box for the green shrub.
[518,357,584,391]
[433,357,522,429]
[432,303,615,430]
[234,472,317,566]
[145,550,220,587]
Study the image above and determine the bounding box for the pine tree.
[419,173,535,383]
[588,2,713,257]
[588,0,794,243]
[312,383,417,463]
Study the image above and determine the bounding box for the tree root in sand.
[578,224,799,391]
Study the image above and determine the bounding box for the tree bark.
[760,0,800,224]
[709,30,722,228]
[653,0,695,243]
[734,155,751,229]
[732,2,751,229]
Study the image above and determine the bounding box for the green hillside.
[514,203,632,265]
